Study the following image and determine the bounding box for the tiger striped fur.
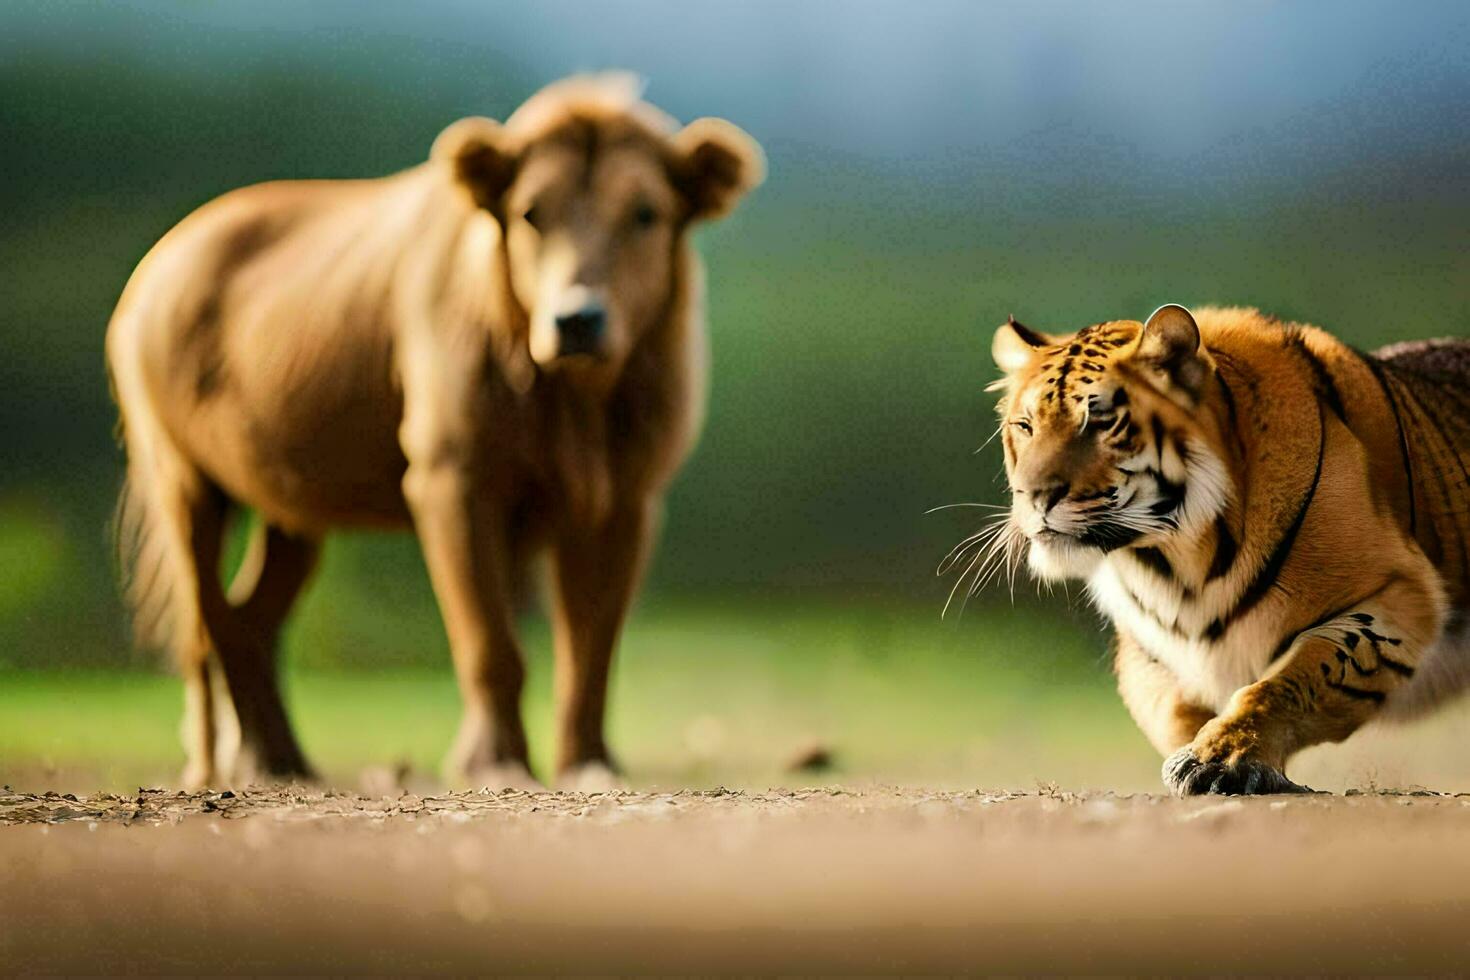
[986,304,1470,795]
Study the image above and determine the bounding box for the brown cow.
[106,74,763,789]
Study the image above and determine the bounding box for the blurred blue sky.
[7,0,1467,182]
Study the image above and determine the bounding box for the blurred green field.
[0,600,1166,793]
[9,595,1468,796]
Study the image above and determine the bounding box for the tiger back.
[1365,338,1470,607]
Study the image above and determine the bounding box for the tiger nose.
[555,306,606,356]
[1029,482,1070,513]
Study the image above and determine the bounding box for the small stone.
[786,741,836,774]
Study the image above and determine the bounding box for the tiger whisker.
[942,543,990,619]
[973,422,1005,455]
[943,517,1017,617]
[936,518,1008,576]
[1005,530,1026,601]
[965,525,1018,601]
[924,502,1009,515]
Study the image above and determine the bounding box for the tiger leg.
[1164,575,1443,796]
[1114,629,1215,756]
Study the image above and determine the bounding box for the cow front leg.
[550,499,656,789]
[405,459,536,790]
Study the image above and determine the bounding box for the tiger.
[982,303,1470,795]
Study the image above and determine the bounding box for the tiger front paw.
[1162,745,1311,797]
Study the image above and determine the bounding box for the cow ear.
[433,116,516,212]
[992,315,1051,374]
[1134,304,1209,398]
[672,118,765,220]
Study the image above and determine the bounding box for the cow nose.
[554,307,606,356]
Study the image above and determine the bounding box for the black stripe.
[1204,407,1327,642]
[1132,547,1173,581]
[1319,664,1387,703]
[1118,580,1188,641]
[1149,470,1185,517]
[1078,521,1144,552]
[1206,515,1237,581]
[1150,415,1167,467]
[1359,626,1413,676]
[1356,350,1417,535]
[1112,421,1139,452]
[1216,372,1239,435]
[1269,630,1295,662]
[1336,650,1377,677]
[1331,643,1413,680]
[1006,316,1048,349]
[1398,381,1470,533]
[1373,652,1415,677]
[1211,353,1253,463]
[1267,574,1406,664]
[1290,334,1347,422]
[1392,376,1470,580]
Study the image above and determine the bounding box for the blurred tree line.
[0,1,1464,667]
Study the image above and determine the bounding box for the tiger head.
[989,304,1233,581]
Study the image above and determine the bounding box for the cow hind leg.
[132,462,229,790]
[112,320,312,787]
[212,518,320,785]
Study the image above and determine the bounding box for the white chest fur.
[1088,558,1281,710]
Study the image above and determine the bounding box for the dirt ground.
[4,785,1470,974]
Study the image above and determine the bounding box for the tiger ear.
[992,315,1050,373]
[1135,304,1209,398]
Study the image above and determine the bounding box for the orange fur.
[988,305,1470,794]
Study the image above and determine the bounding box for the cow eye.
[632,202,659,229]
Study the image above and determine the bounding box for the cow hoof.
[557,761,624,793]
